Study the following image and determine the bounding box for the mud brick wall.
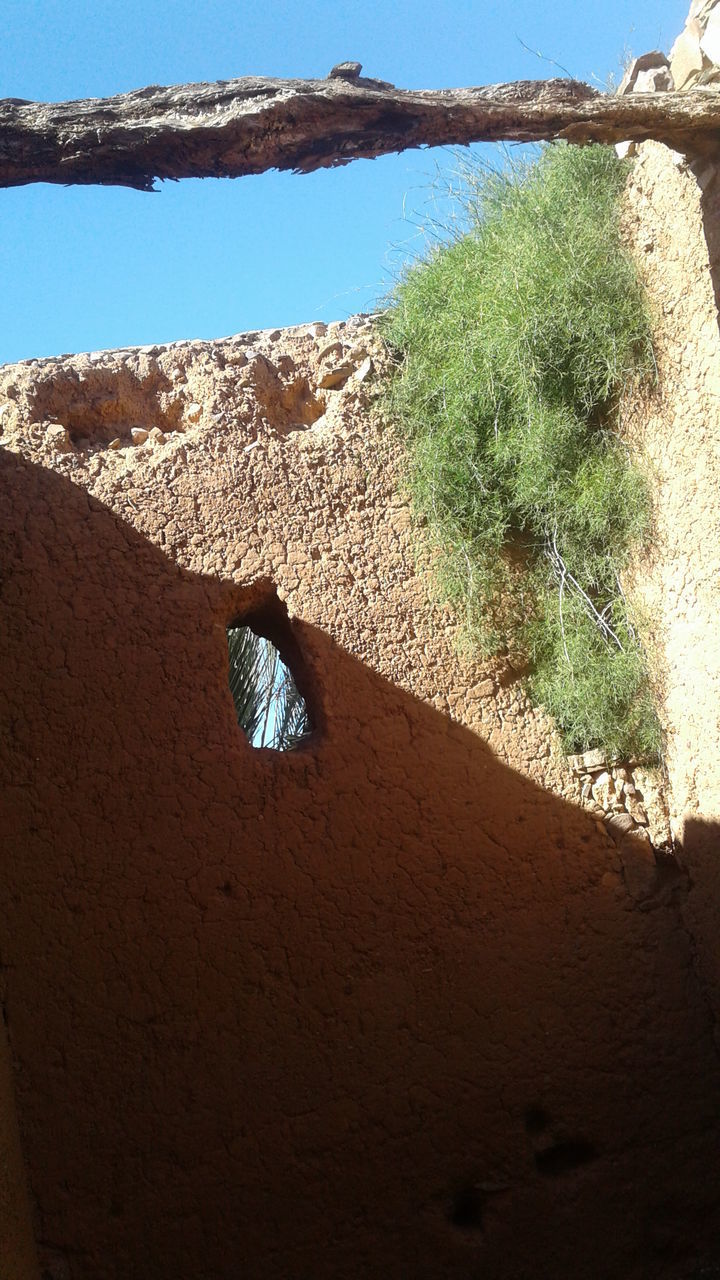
[2,305,720,1278]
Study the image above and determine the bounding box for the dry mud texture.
[622,141,720,1038]
[0,1018,39,1279]
[1,257,720,1275]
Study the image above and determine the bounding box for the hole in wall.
[27,365,184,448]
[227,598,314,751]
[239,354,325,433]
[534,1138,598,1177]
[447,1182,486,1230]
[445,1176,511,1234]
[523,1104,550,1135]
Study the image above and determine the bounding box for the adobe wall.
[2,304,720,1279]
[0,1018,40,1280]
[621,140,720,1034]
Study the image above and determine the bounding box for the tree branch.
[1,73,718,192]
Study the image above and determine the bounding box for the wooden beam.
[1,73,718,191]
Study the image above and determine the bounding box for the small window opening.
[227,611,313,751]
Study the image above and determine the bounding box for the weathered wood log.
[1,73,719,192]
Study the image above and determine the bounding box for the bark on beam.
[1,73,719,192]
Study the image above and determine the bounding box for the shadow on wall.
[675,815,720,1067]
[2,447,720,1280]
[680,820,720,876]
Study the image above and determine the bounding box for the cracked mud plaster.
[1,298,720,1274]
[0,1014,40,1280]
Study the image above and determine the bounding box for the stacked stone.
[616,0,720,109]
[567,749,672,863]
[668,0,720,89]
[618,50,675,96]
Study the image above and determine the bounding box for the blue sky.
[1,0,687,363]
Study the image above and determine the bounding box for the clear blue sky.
[1,0,687,364]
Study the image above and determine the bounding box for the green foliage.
[227,625,311,750]
[383,142,661,760]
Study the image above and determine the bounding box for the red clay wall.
[0,1018,40,1280]
[2,317,720,1278]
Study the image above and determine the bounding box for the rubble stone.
[568,747,607,774]
[670,23,706,89]
[591,771,616,809]
[605,811,637,843]
[634,65,675,91]
[701,6,720,64]
[45,424,73,453]
[618,51,672,95]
